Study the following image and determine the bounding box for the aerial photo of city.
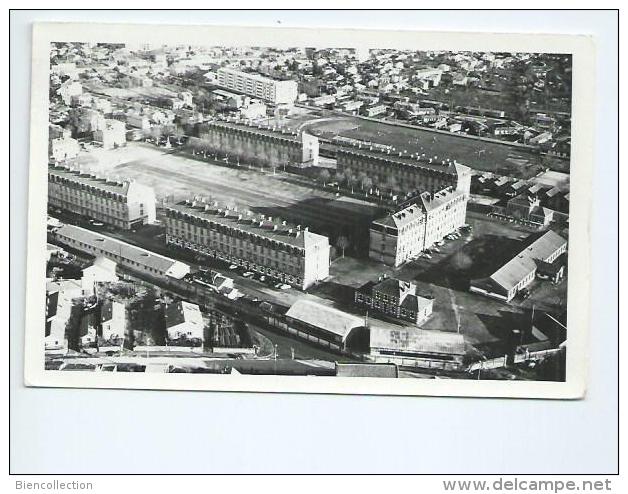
[44,42,571,381]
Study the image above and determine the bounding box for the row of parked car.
[414,224,473,260]
[227,264,291,290]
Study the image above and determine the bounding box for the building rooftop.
[418,188,464,213]
[371,277,414,298]
[370,327,466,356]
[167,199,328,250]
[200,118,302,143]
[217,66,296,84]
[335,362,398,378]
[48,165,133,196]
[337,147,471,177]
[399,293,433,313]
[53,224,189,279]
[286,298,364,339]
[373,187,464,229]
[486,230,567,292]
[164,301,203,329]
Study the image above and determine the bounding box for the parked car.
[242,271,254,278]
[229,264,238,270]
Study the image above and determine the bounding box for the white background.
[9,9,618,474]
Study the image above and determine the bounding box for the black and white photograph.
[22,22,595,398]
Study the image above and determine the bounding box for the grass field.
[291,115,569,179]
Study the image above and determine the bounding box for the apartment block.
[48,165,156,229]
[216,67,298,105]
[49,136,81,162]
[369,188,468,266]
[165,199,330,289]
[336,147,472,196]
[93,119,126,149]
[197,119,319,167]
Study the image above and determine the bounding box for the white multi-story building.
[48,165,156,229]
[100,300,126,343]
[165,199,330,290]
[49,136,81,162]
[81,256,119,295]
[197,119,319,168]
[165,301,205,343]
[369,188,468,267]
[45,279,83,353]
[57,80,83,105]
[336,148,472,197]
[216,67,298,105]
[93,119,126,149]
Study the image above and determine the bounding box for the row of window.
[166,216,307,256]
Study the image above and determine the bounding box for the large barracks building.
[369,188,468,267]
[165,198,330,290]
[336,147,472,196]
[336,147,472,267]
[197,119,320,168]
[48,165,156,230]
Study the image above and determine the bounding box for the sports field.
[290,115,569,179]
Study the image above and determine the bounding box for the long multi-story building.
[336,147,472,196]
[369,187,468,266]
[216,67,298,105]
[196,119,319,168]
[165,199,330,290]
[50,224,191,281]
[48,165,156,230]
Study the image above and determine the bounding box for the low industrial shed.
[470,230,567,302]
[51,224,190,281]
[369,327,466,371]
[276,298,366,352]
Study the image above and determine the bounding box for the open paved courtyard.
[72,142,382,253]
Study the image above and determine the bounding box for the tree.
[347,174,359,193]
[361,175,373,192]
[336,235,350,258]
[319,168,331,186]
